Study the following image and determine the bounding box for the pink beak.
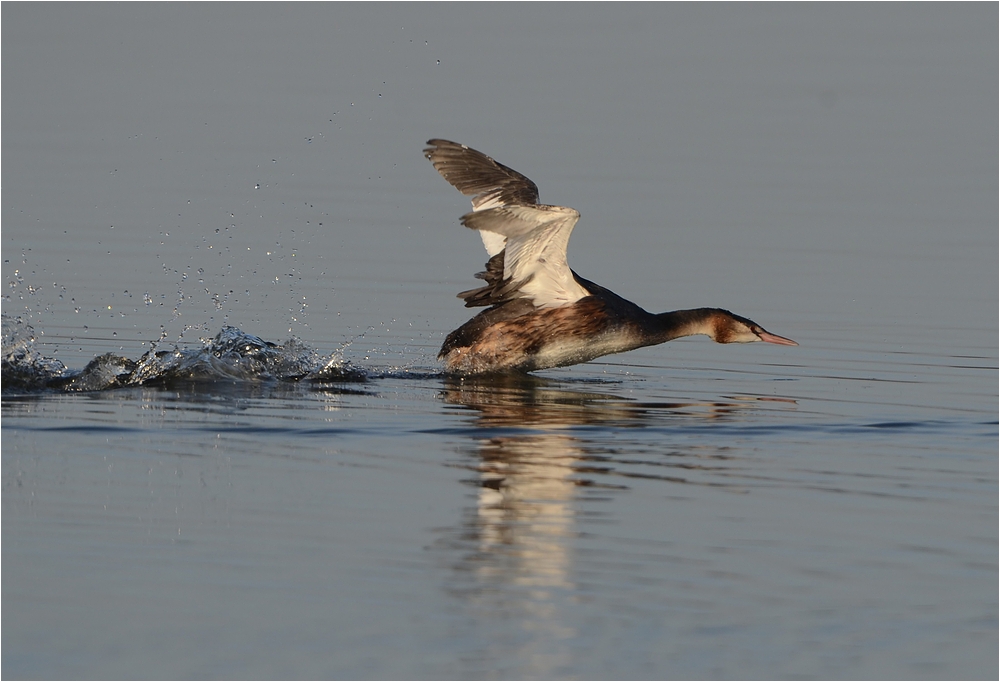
[757,330,798,346]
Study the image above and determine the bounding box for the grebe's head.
[710,309,798,346]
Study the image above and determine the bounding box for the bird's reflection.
[437,374,788,675]
[442,376,680,580]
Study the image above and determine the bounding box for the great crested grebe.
[424,139,797,374]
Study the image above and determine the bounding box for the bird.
[424,139,797,374]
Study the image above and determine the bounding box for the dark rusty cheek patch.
[712,317,731,343]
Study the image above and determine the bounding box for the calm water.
[3,5,997,679]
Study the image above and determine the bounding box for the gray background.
[3,4,997,679]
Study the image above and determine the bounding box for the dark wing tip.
[423,139,540,207]
[423,139,464,160]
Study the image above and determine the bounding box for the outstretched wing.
[461,205,588,308]
[424,139,540,257]
[424,139,540,209]
[424,139,590,309]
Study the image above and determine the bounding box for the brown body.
[441,291,633,373]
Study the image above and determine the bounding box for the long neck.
[642,308,719,345]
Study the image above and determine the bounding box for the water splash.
[1,315,365,393]
[2,315,71,390]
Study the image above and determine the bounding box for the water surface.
[3,5,997,679]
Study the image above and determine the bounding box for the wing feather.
[461,205,588,308]
[425,139,590,308]
[424,139,538,257]
[424,139,540,208]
